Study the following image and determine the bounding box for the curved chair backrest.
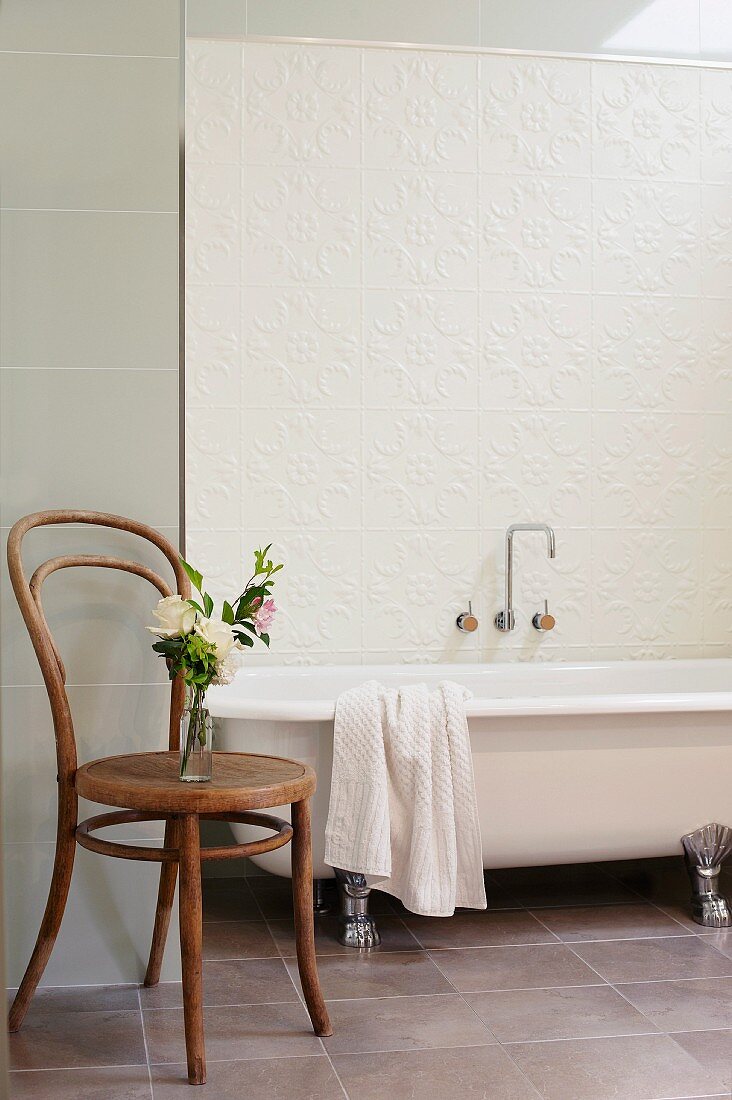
[7,510,191,794]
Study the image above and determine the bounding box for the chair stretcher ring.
[75,809,293,862]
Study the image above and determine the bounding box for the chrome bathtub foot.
[681,823,732,928]
[334,868,381,949]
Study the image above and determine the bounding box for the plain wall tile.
[0,211,178,368]
[480,0,700,56]
[0,369,179,527]
[0,0,180,56]
[0,54,179,212]
[4,841,181,986]
[246,0,481,47]
[700,0,732,60]
[186,0,245,38]
[1,684,172,844]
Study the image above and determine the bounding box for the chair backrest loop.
[7,511,191,786]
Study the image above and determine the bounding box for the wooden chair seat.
[76,750,314,813]
[6,511,332,1087]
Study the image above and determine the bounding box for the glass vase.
[180,686,213,782]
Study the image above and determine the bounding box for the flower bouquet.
[148,545,282,781]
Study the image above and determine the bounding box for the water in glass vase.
[180,686,213,782]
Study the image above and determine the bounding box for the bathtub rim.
[207,658,732,723]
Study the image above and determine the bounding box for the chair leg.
[291,799,332,1037]
[8,800,76,1033]
[178,814,206,1085]
[144,817,180,987]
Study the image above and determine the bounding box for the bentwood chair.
[6,510,331,1085]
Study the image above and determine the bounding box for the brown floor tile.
[202,919,279,960]
[531,902,693,942]
[322,993,496,1054]
[9,1009,146,1071]
[139,958,298,1009]
[202,880,260,922]
[704,932,732,960]
[429,943,603,992]
[268,914,420,956]
[491,864,638,908]
[6,984,140,1017]
[651,901,702,933]
[672,1029,732,1093]
[10,1065,152,1099]
[249,875,396,918]
[510,1032,730,1100]
[332,1045,539,1100]
[572,935,732,984]
[285,950,453,999]
[143,1003,321,1064]
[618,976,732,1032]
[405,909,558,950]
[151,1054,343,1098]
[466,984,657,1043]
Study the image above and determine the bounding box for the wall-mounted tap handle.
[456,601,478,633]
[532,600,555,632]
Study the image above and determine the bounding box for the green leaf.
[186,599,204,615]
[259,632,270,647]
[179,556,204,595]
[234,630,254,648]
[203,592,214,618]
[222,600,235,625]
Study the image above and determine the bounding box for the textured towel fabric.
[324,680,486,917]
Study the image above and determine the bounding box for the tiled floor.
[7,858,732,1099]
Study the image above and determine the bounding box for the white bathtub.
[208,659,732,878]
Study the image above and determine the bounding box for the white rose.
[194,616,237,661]
[147,595,196,638]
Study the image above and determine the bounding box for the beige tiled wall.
[1,1,182,986]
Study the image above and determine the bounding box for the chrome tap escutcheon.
[456,601,478,633]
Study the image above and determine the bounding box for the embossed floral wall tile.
[246,528,363,656]
[592,62,700,181]
[243,43,361,166]
[243,165,361,286]
[703,529,732,646]
[187,408,241,531]
[364,50,479,171]
[365,409,479,528]
[702,415,732,527]
[365,290,479,409]
[701,69,732,182]
[186,163,240,285]
[186,40,732,663]
[365,170,478,288]
[481,175,592,292]
[480,55,591,176]
[593,296,702,412]
[363,530,482,655]
[481,292,591,411]
[242,408,361,529]
[187,41,242,165]
[592,529,701,647]
[703,299,732,408]
[702,184,732,297]
[186,284,240,408]
[480,410,591,528]
[593,413,703,528]
[593,180,700,295]
[242,286,361,408]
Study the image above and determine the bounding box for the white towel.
[324,680,486,917]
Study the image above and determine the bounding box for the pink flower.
[253,598,277,636]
